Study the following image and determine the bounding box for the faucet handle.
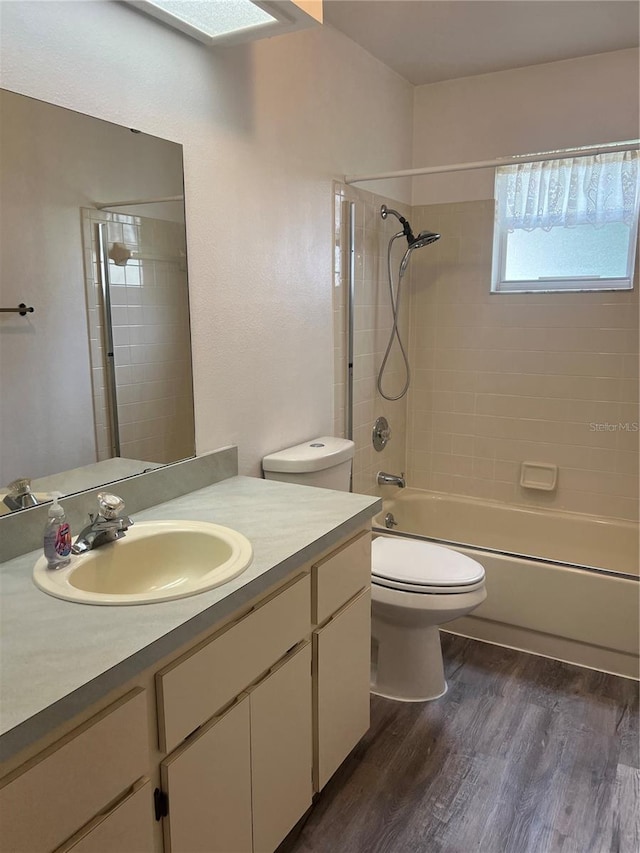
[7,478,32,494]
[97,493,125,520]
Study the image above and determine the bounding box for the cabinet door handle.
[154,787,169,821]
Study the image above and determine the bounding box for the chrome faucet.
[377,471,406,488]
[3,478,39,511]
[72,493,133,554]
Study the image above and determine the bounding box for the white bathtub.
[373,489,639,679]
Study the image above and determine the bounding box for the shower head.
[381,205,441,275]
[411,230,440,249]
[381,204,440,252]
[399,231,441,276]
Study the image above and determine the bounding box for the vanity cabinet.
[160,696,253,853]
[313,529,371,625]
[312,532,371,792]
[0,689,149,853]
[55,778,154,853]
[160,643,312,853]
[0,525,372,853]
[156,573,311,754]
[155,572,312,852]
[248,643,312,853]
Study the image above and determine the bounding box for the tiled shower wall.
[333,183,410,495]
[82,209,195,465]
[406,200,639,522]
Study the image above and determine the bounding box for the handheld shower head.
[398,230,441,276]
[411,230,440,249]
[377,205,442,402]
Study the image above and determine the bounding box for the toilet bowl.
[371,536,486,702]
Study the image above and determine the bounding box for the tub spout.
[377,471,406,488]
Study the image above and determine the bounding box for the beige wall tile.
[335,190,638,522]
[404,198,639,522]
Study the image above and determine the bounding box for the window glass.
[504,222,630,281]
[492,149,639,293]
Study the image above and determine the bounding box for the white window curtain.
[496,149,640,232]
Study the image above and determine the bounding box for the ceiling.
[323,0,640,85]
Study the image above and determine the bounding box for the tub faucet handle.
[372,416,392,451]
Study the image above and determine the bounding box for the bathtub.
[373,490,639,679]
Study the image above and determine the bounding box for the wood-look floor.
[282,634,639,853]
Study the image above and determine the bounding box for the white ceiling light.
[124,0,323,47]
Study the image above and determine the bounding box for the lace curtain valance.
[496,149,640,232]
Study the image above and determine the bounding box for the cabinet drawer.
[157,573,311,752]
[313,531,371,625]
[0,688,148,853]
[55,778,154,853]
[314,589,371,791]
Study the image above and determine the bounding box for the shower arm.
[381,205,417,244]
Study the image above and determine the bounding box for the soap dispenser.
[43,492,72,569]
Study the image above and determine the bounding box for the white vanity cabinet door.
[249,643,312,853]
[160,695,253,853]
[313,588,371,791]
[54,778,154,853]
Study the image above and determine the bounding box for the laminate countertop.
[0,475,380,761]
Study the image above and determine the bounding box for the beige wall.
[406,199,639,522]
[412,49,640,205]
[0,1,413,478]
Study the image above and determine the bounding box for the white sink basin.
[33,520,253,605]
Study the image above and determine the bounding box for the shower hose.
[377,234,411,401]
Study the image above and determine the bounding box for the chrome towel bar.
[0,303,34,316]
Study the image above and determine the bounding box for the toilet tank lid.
[262,437,355,473]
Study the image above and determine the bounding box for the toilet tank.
[262,436,355,492]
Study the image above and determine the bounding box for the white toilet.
[262,437,487,703]
[370,537,486,701]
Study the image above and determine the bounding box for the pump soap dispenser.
[43,492,72,569]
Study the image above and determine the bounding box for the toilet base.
[371,623,448,702]
[371,680,448,703]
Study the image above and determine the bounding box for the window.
[491,149,640,293]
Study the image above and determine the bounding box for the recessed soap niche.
[520,462,558,492]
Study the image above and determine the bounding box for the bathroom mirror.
[0,89,195,513]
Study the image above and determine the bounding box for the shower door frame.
[97,222,121,457]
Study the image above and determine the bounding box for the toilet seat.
[372,537,485,595]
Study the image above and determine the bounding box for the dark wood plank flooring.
[282,634,639,853]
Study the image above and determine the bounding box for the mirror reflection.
[0,89,195,513]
